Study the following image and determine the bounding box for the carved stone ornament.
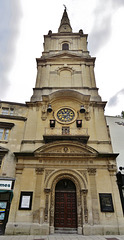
[35,167,44,175]
[88,168,96,175]
[85,112,91,121]
[44,188,51,193]
[63,147,69,153]
[41,104,47,120]
[84,106,91,121]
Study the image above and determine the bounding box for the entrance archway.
[54,179,77,229]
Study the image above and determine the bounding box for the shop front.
[0,179,14,235]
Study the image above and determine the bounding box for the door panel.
[55,192,77,228]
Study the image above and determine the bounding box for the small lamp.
[50,120,55,128]
[47,104,52,113]
[80,105,86,113]
[76,120,82,128]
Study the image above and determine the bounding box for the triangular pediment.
[34,141,98,156]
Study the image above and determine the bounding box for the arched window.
[62,43,69,50]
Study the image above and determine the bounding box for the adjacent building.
[0,8,124,235]
[106,116,124,170]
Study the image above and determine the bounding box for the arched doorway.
[54,179,77,230]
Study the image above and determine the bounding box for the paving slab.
[0,236,124,240]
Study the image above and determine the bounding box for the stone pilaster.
[88,168,100,224]
[44,188,51,222]
[33,168,44,223]
[81,189,88,224]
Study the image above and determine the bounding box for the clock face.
[57,108,75,123]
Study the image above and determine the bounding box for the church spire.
[58,6,72,33]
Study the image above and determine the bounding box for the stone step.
[55,228,77,234]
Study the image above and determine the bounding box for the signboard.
[0,180,12,190]
[99,193,114,212]
[21,196,31,208]
[19,192,33,210]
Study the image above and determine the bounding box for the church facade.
[0,9,124,235]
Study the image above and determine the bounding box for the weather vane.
[63,4,67,10]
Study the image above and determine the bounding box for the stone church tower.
[0,8,124,235]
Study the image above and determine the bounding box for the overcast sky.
[0,0,124,116]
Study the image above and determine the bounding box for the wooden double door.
[54,179,77,229]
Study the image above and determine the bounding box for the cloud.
[89,0,124,54]
[0,0,22,99]
[107,89,124,107]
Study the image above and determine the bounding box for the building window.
[10,108,14,115]
[0,128,9,141]
[62,43,69,50]
[2,108,9,115]
[1,108,14,115]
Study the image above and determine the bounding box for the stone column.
[88,168,100,224]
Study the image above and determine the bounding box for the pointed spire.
[58,7,72,33]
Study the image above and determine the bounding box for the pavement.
[0,235,124,240]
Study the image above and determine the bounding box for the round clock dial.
[57,108,75,122]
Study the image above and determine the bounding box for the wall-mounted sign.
[99,193,114,212]
[21,196,31,208]
[19,192,33,210]
[0,180,12,190]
